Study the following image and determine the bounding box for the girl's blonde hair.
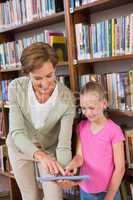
[80,81,107,101]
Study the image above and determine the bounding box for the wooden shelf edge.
[75,0,109,11]
[107,109,133,117]
[0,170,15,179]
[4,104,9,109]
[56,61,68,67]
[77,54,133,64]
[0,67,21,73]
[74,0,133,14]
[0,12,64,34]
[0,62,68,73]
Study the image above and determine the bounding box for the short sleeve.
[111,125,125,144]
[76,120,88,137]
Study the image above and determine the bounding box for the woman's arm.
[56,96,76,167]
[104,141,125,200]
[8,80,39,158]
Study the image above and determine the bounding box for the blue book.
[37,175,90,182]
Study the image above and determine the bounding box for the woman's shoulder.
[9,76,29,90]
[57,81,75,102]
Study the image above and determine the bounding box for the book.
[37,175,90,182]
[50,35,67,62]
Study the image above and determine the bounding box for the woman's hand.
[34,150,65,175]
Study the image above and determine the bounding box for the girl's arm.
[65,135,83,176]
[104,141,125,200]
[57,134,83,189]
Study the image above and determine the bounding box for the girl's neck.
[90,115,108,135]
[92,115,107,126]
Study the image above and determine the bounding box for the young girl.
[61,82,125,200]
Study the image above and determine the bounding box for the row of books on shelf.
[0,30,67,69]
[0,80,11,103]
[0,76,69,103]
[1,70,133,112]
[0,112,6,139]
[75,13,133,60]
[79,71,133,111]
[120,180,133,200]
[125,129,133,170]
[70,0,98,13]
[0,0,64,29]
[0,145,8,173]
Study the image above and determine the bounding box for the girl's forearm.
[104,167,125,200]
[69,154,83,168]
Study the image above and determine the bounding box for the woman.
[6,42,75,200]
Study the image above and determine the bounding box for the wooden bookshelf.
[0,171,15,179]
[77,54,133,64]
[0,0,133,199]
[0,62,68,73]
[0,67,21,73]
[107,109,133,117]
[74,0,133,14]
[0,3,67,200]
[0,12,65,34]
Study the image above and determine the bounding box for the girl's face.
[80,92,107,122]
[29,61,56,100]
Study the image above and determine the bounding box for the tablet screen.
[37,175,90,182]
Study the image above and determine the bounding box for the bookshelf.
[0,0,133,199]
[0,12,65,34]
[0,1,69,199]
[65,0,133,199]
[77,54,133,64]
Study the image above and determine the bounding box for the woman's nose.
[40,79,49,88]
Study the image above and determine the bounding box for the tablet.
[37,175,90,182]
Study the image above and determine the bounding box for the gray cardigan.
[6,77,75,166]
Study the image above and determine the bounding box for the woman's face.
[29,61,56,101]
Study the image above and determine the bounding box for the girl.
[61,81,125,200]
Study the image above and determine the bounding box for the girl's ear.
[103,99,108,109]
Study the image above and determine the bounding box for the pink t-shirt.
[77,119,125,193]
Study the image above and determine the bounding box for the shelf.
[74,0,133,14]
[56,61,68,67]
[0,171,15,179]
[3,104,9,109]
[126,169,133,177]
[0,62,68,73]
[0,67,21,73]
[77,54,133,64]
[0,12,64,34]
[107,109,133,117]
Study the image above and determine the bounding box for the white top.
[28,80,58,129]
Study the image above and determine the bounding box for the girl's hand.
[65,163,78,176]
[57,180,80,189]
